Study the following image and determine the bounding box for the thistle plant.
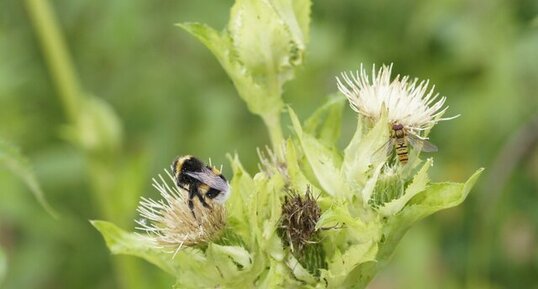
[93,1,483,288]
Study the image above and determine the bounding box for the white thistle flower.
[337,64,458,138]
[135,170,225,255]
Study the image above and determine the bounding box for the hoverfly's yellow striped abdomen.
[395,139,409,164]
[391,123,409,165]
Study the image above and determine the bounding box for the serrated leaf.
[361,162,384,205]
[342,113,389,188]
[205,244,252,281]
[285,253,316,284]
[92,221,221,288]
[283,139,312,191]
[304,95,346,148]
[226,155,255,245]
[378,158,433,216]
[317,205,381,244]
[269,0,311,45]
[177,23,234,72]
[211,244,253,270]
[91,220,180,275]
[392,168,484,228]
[179,0,310,119]
[0,139,57,218]
[229,0,307,81]
[289,108,348,197]
[321,241,378,288]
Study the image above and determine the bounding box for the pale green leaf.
[0,139,57,218]
[205,244,252,281]
[361,162,384,205]
[304,95,345,148]
[91,220,180,276]
[378,158,433,216]
[228,0,307,82]
[342,117,363,168]
[269,0,311,45]
[210,244,252,270]
[342,114,389,189]
[286,253,316,285]
[392,168,484,228]
[177,23,234,73]
[256,260,288,289]
[226,155,256,245]
[179,0,310,119]
[289,108,348,197]
[283,139,312,191]
[321,241,378,288]
[317,205,381,244]
[92,220,223,288]
[179,22,281,117]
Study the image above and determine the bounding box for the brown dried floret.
[279,187,321,253]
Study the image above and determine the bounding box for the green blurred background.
[0,0,537,288]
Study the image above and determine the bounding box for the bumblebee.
[171,155,230,218]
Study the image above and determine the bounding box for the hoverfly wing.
[407,134,438,153]
[185,168,229,192]
[372,138,394,161]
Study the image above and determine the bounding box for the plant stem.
[24,0,81,123]
[262,111,284,154]
[24,1,148,288]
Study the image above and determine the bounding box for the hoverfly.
[377,123,438,165]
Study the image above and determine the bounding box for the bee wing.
[407,134,438,153]
[185,168,229,192]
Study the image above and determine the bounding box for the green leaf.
[92,220,223,288]
[228,0,308,82]
[91,220,180,276]
[321,241,378,288]
[205,244,254,283]
[304,95,346,148]
[176,23,235,74]
[360,162,384,205]
[283,139,312,191]
[178,0,311,119]
[285,253,316,284]
[289,108,348,197]
[342,114,389,190]
[392,168,484,228]
[0,138,57,218]
[317,205,381,244]
[226,155,254,243]
[179,22,281,117]
[378,158,433,216]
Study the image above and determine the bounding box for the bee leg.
[188,199,196,218]
[197,192,212,210]
[187,187,197,219]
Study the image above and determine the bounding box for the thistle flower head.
[337,64,458,137]
[135,170,225,253]
[279,187,321,252]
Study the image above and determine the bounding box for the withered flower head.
[135,170,226,255]
[279,187,321,252]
